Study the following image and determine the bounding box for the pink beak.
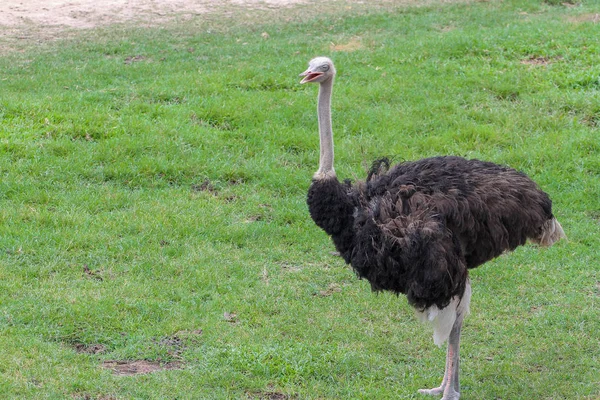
[299,70,323,84]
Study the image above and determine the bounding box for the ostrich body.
[300,57,565,400]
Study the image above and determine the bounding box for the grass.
[0,0,599,398]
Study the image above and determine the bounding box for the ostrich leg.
[419,282,470,400]
[418,313,464,399]
[418,340,453,397]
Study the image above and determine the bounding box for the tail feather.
[535,218,566,247]
[367,157,391,182]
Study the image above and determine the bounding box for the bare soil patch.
[0,0,302,30]
[72,394,117,400]
[315,282,343,297]
[0,0,306,52]
[520,55,563,66]
[521,56,550,66]
[102,360,183,376]
[0,0,467,53]
[73,342,108,354]
[330,37,364,52]
[246,389,296,399]
[566,13,600,24]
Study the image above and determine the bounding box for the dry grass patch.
[73,343,108,355]
[330,37,364,52]
[246,389,296,399]
[0,0,471,54]
[566,13,600,24]
[435,24,457,32]
[72,394,117,400]
[520,55,562,66]
[102,360,183,376]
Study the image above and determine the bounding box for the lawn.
[0,0,598,398]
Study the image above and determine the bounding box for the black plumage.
[308,155,555,310]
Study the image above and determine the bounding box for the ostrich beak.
[299,70,323,84]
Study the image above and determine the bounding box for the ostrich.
[300,57,565,400]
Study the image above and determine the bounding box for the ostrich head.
[299,57,336,84]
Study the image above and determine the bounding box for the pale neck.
[315,77,336,180]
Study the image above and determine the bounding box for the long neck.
[315,77,336,180]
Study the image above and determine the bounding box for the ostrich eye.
[321,64,330,72]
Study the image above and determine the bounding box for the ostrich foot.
[418,387,459,400]
[418,387,444,396]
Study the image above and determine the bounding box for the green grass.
[1,0,599,398]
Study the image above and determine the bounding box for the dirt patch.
[521,56,550,66]
[567,13,600,24]
[0,0,302,29]
[148,330,204,361]
[223,311,238,323]
[0,0,306,52]
[192,179,218,194]
[83,265,105,281]
[72,394,117,400]
[246,389,295,399]
[102,360,183,376]
[315,282,342,297]
[0,0,469,53]
[330,37,364,52]
[123,55,148,65]
[73,343,108,354]
[520,55,562,66]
